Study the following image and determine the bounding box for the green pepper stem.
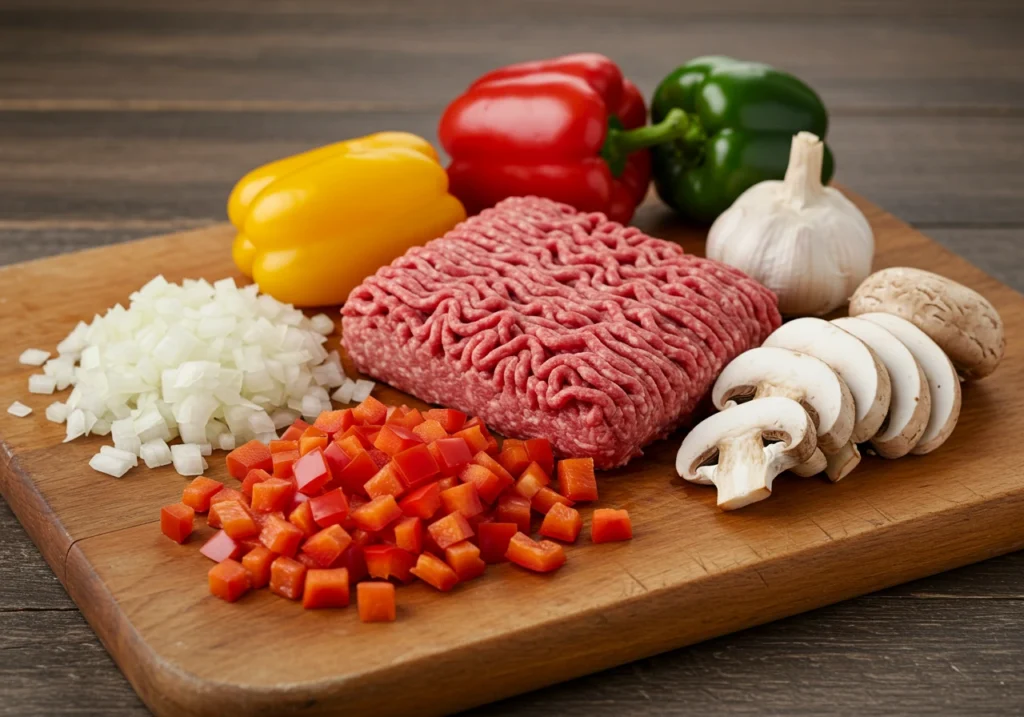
[610,108,695,153]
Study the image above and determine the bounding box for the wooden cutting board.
[1,193,1022,717]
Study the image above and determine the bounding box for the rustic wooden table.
[2,1,1023,715]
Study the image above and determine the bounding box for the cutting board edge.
[62,487,1024,717]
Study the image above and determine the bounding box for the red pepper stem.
[609,108,693,154]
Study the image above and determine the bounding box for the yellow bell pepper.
[228,131,466,307]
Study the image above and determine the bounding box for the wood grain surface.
[1,1,1023,715]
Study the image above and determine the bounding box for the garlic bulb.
[706,131,873,317]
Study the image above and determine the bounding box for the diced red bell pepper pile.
[160,396,633,622]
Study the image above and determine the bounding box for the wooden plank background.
[1,0,1022,714]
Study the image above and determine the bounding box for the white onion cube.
[171,443,204,476]
[100,445,139,468]
[19,348,51,366]
[310,313,335,335]
[89,452,133,478]
[216,433,236,451]
[332,379,356,404]
[352,380,375,403]
[28,374,57,395]
[45,402,68,424]
[140,439,173,469]
[7,401,32,418]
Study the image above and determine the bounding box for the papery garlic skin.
[707,132,873,317]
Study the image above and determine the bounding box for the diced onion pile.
[14,276,376,478]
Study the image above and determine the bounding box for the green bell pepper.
[649,56,835,224]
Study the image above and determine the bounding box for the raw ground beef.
[342,197,780,468]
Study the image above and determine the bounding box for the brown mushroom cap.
[849,267,1004,380]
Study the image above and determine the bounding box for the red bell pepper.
[440,53,686,224]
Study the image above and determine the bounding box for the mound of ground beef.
[342,196,780,468]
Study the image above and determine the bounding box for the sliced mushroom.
[832,316,931,458]
[712,346,856,454]
[764,318,892,442]
[676,397,817,510]
[855,312,962,454]
[850,267,1004,379]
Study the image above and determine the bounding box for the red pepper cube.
[445,541,486,582]
[410,552,459,592]
[477,522,518,564]
[470,420,500,455]
[336,432,369,457]
[539,502,582,543]
[270,556,307,600]
[498,439,532,478]
[591,508,633,543]
[424,408,467,433]
[367,448,389,468]
[343,544,368,584]
[250,477,296,514]
[280,418,311,442]
[240,468,271,498]
[524,438,555,475]
[313,408,355,438]
[200,530,243,562]
[217,500,259,540]
[301,425,327,441]
[411,419,448,443]
[160,503,194,544]
[452,425,489,455]
[364,545,417,583]
[301,524,353,568]
[241,546,274,589]
[393,516,423,554]
[399,483,442,520]
[531,486,575,515]
[558,457,598,501]
[514,461,551,500]
[364,463,406,499]
[353,395,387,425]
[432,437,473,474]
[303,568,351,609]
[226,439,273,480]
[350,495,403,533]
[392,444,440,488]
[181,477,224,513]
[288,501,317,539]
[337,450,378,496]
[440,482,484,519]
[299,435,329,457]
[271,449,300,479]
[309,488,350,528]
[386,406,425,430]
[427,512,475,550]
[351,527,376,547]
[473,451,514,483]
[210,486,248,509]
[437,476,459,492]
[322,441,352,482]
[495,493,532,534]
[208,559,250,602]
[292,447,332,495]
[459,463,511,504]
[357,581,396,622]
[270,439,298,454]
[506,532,566,573]
[259,513,304,557]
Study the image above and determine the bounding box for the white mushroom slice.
[763,317,892,444]
[856,312,962,454]
[676,397,817,510]
[789,449,827,478]
[850,267,1004,379]
[712,346,855,454]
[832,316,932,458]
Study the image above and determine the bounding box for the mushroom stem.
[698,431,775,510]
[824,441,861,482]
[790,449,827,478]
